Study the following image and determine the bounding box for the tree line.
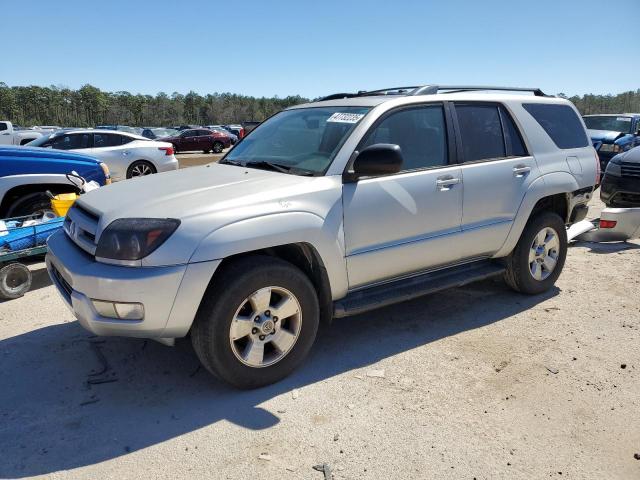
[1,82,639,128]
[0,82,308,127]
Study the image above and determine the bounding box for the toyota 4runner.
[46,85,599,388]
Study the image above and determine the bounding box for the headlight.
[95,218,180,262]
[605,160,622,177]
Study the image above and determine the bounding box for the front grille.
[64,205,100,256]
[610,192,640,208]
[51,265,72,302]
[621,162,640,178]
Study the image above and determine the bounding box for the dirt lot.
[1,195,639,479]
[176,151,226,169]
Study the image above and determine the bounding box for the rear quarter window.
[523,103,588,149]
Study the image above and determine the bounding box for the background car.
[583,114,640,170]
[141,127,180,140]
[222,124,245,139]
[162,128,232,153]
[27,130,178,181]
[600,145,640,207]
[0,145,109,217]
[204,125,238,144]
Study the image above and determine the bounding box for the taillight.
[239,128,245,139]
[600,219,617,229]
[594,148,601,184]
[159,146,174,156]
[100,162,112,185]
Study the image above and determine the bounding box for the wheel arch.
[0,181,81,217]
[494,172,579,258]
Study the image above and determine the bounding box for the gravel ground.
[1,197,639,479]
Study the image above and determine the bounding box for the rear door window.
[499,107,528,157]
[523,103,588,149]
[455,104,505,162]
[93,133,124,148]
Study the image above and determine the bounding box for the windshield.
[222,106,370,174]
[583,116,633,133]
[153,128,178,137]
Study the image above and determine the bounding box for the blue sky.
[2,0,638,98]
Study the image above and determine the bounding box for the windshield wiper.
[245,160,292,173]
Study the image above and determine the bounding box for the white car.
[27,130,179,181]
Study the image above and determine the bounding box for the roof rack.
[319,85,550,101]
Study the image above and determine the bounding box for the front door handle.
[436,176,460,190]
[513,165,531,177]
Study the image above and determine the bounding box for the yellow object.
[51,193,79,217]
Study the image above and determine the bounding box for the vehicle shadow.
[570,240,640,254]
[0,277,558,477]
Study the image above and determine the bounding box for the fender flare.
[0,174,78,208]
[494,171,580,257]
[189,211,349,299]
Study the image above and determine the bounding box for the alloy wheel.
[529,227,560,281]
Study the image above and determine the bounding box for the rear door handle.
[436,176,460,190]
[513,165,531,177]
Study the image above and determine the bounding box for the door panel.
[343,166,463,288]
[457,156,539,258]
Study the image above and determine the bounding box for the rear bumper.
[576,207,640,242]
[46,230,220,339]
[157,157,179,173]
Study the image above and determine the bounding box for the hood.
[76,163,341,265]
[587,129,629,143]
[610,146,640,164]
[78,163,322,222]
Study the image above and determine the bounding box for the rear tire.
[504,211,567,295]
[191,256,319,389]
[0,263,32,300]
[212,141,224,154]
[126,160,157,179]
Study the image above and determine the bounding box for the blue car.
[0,146,110,217]
[583,114,640,170]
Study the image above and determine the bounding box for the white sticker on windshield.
[327,112,365,123]
[616,117,631,122]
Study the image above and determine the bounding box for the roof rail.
[319,84,550,101]
[425,85,550,97]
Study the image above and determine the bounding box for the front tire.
[6,192,55,218]
[191,256,319,389]
[504,211,567,295]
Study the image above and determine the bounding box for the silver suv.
[46,85,598,388]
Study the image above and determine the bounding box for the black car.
[600,146,640,207]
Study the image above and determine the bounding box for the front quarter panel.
[189,209,349,299]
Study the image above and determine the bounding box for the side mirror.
[344,143,403,182]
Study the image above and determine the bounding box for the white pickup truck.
[0,121,43,145]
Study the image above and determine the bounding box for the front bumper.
[600,173,640,207]
[46,230,220,339]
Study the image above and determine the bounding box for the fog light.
[93,300,118,318]
[114,302,145,320]
[92,300,144,320]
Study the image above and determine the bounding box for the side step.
[333,260,506,318]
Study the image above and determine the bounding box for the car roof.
[51,129,148,140]
[583,113,640,117]
[288,91,571,110]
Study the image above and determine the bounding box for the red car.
[164,128,232,154]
